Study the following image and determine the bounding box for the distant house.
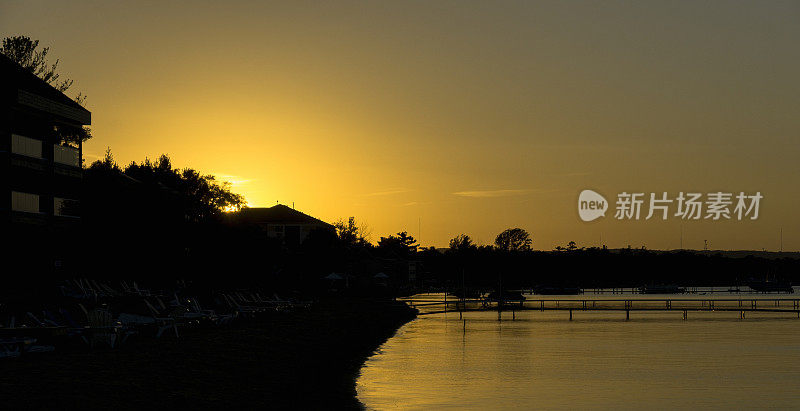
[232,204,334,247]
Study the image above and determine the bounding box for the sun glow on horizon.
[4,1,798,250]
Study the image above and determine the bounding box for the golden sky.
[3,1,799,250]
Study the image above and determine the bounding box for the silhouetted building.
[1,54,91,274]
[233,204,334,247]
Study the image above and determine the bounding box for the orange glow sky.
[3,1,799,250]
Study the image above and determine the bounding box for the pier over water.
[401,291,800,320]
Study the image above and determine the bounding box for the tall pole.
[462,268,466,298]
[418,217,421,247]
[498,271,503,321]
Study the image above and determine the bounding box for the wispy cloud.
[362,188,410,197]
[453,188,565,198]
[453,189,532,198]
[83,151,104,161]
[214,173,255,186]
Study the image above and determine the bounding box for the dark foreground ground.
[0,299,417,410]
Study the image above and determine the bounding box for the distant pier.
[402,296,800,320]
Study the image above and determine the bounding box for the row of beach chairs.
[219,291,311,316]
[0,280,312,358]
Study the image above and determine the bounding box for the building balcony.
[53,144,80,167]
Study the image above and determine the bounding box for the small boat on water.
[447,289,482,299]
[747,280,794,293]
[639,285,685,294]
[485,290,525,303]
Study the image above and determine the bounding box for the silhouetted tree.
[1,35,73,92]
[378,231,418,255]
[494,228,532,251]
[95,148,120,172]
[334,217,371,248]
[449,234,476,252]
[80,151,247,277]
[2,35,91,144]
[123,154,245,220]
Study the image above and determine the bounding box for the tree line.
[6,35,799,294]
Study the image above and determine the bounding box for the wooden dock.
[402,297,800,320]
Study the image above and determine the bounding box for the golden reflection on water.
[357,295,800,410]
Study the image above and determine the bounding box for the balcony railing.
[54,145,80,167]
[11,191,40,214]
[11,134,42,159]
[54,197,80,217]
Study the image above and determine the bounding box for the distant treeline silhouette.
[8,148,799,298]
[70,151,800,295]
[5,34,798,297]
[421,243,800,291]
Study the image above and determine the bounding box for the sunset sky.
[3,1,799,250]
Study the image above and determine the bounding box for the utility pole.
[418,217,421,247]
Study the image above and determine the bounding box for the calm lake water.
[357,293,800,409]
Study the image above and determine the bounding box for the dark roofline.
[0,53,91,124]
[234,204,334,228]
